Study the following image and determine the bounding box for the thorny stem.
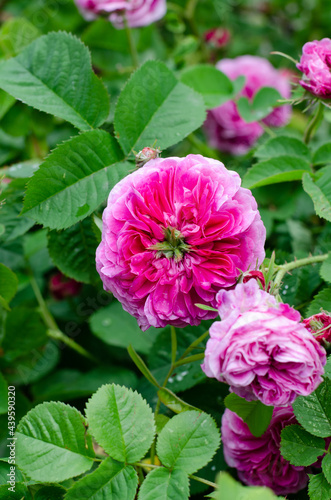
[303,101,324,144]
[124,17,139,69]
[29,273,98,363]
[273,254,329,290]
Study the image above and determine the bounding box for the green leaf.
[0,263,17,305]
[0,180,34,243]
[308,473,331,500]
[85,384,155,463]
[0,483,31,500]
[0,373,7,415]
[243,156,311,189]
[303,169,331,222]
[22,130,129,230]
[320,254,331,284]
[48,217,98,284]
[2,307,48,361]
[157,410,220,474]
[293,379,331,437]
[0,18,40,58]
[114,60,206,155]
[322,453,331,486]
[138,468,189,500]
[237,87,282,123]
[7,159,40,179]
[224,393,273,437]
[90,301,156,354]
[0,89,15,121]
[212,472,281,500]
[180,64,233,109]
[157,388,199,414]
[313,143,331,165]
[65,458,138,500]
[16,401,95,482]
[0,32,109,130]
[255,136,310,161]
[280,424,326,466]
[34,485,67,500]
[307,288,331,316]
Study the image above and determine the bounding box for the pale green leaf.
[320,254,331,284]
[138,468,189,500]
[303,169,331,222]
[85,384,155,463]
[16,401,95,482]
[22,130,129,230]
[0,17,40,58]
[280,424,326,466]
[65,458,138,500]
[114,60,206,155]
[313,143,331,165]
[255,136,310,161]
[157,410,220,474]
[0,263,17,304]
[0,32,109,130]
[243,156,311,189]
[237,87,281,123]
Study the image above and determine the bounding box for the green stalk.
[178,329,209,362]
[273,254,328,290]
[124,17,139,69]
[29,273,98,363]
[174,352,205,367]
[303,102,324,144]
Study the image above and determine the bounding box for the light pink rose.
[96,155,265,330]
[297,38,331,98]
[204,56,292,155]
[74,0,166,28]
[202,280,326,406]
[221,407,310,495]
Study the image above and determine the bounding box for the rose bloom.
[204,27,231,49]
[303,312,331,344]
[204,56,292,155]
[297,38,331,98]
[202,280,326,406]
[49,272,82,300]
[221,407,309,495]
[96,154,265,331]
[74,0,166,28]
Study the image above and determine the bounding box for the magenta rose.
[221,407,310,495]
[74,0,166,28]
[202,280,326,406]
[96,154,265,331]
[49,273,82,301]
[303,312,331,344]
[204,56,292,155]
[297,39,331,98]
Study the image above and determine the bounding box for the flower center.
[148,227,191,261]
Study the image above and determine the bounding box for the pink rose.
[204,56,292,155]
[202,280,326,406]
[221,407,310,495]
[303,312,331,344]
[74,0,166,28]
[96,155,265,331]
[204,28,231,49]
[297,38,331,98]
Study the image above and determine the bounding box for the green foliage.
[114,60,206,155]
[16,401,95,482]
[0,32,109,130]
[293,379,331,437]
[138,468,189,500]
[0,263,17,307]
[22,130,128,230]
[255,136,311,161]
[237,87,282,122]
[34,485,67,500]
[157,387,198,413]
[320,253,331,284]
[313,142,331,165]
[48,217,99,284]
[65,458,138,500]
[303,168,331,222]
[85,384,155,463]
[156,410,220,474]
[307,288,331,315]
[224,393,273,437]
[211,472,283,500]
[0,17,40,58]
[180,64,234,109]
[280,424,326,466]
[243,156,311,189]
[0,373,7,415]
[308,473,331,500]
[90,301,156,354]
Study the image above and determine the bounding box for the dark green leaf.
[0,263,17,305]
[34,485,66,500]
[322,453,331,486]
[320,254,331,284]
[255,136,310,161]
[307,288,331,316]
[0,373,7,415]
[280,424,326,466]
[293,379,331,437]
[138,468,189,500]
[243,156,311,189]
[303,169,331,222]
[224,393,273,437]
[308,473,331,500]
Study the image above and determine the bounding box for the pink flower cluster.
[303,312,331,344]
[74,0,166,28]
[96,155,265,331]
[297,38,331,98]
[221,408,309,495]
[204,56,292,155]
[202,280,326,406]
